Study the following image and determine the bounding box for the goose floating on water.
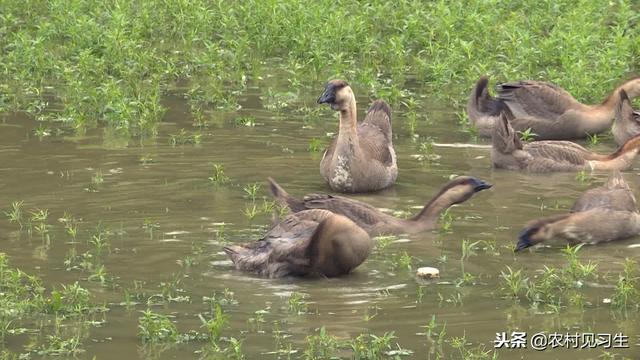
[516,171,640,251]
[317,80,397,193]
[492,113,640,172]
[268,176,492,236]
[224,209,372,278]
[468,76,640,140]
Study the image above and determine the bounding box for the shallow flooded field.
[2,80,640,359]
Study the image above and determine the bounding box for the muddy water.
[1,82,640,359]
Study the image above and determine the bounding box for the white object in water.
[416,267,440,279]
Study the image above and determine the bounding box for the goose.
[268,176,492,236]
[516,171,640,251]
[224,209,372,278]
[492,113,640,172]
[468,76,640,140]
[612,89,640,146]
[317,80,397,193]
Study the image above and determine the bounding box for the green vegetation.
[498,245,600,312]
[0,253,102,356]
[2,0,637,134]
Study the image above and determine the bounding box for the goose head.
[442,176,493,205]
[318,80,354,111]
[515,214,571,252]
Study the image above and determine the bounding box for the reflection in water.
[1,85,639,359]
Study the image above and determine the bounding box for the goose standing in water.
[516,172,640,251]
[317,80,397,193]
[224,210,372,278]
[268,176,492,236]
[612,89,640,146]
[492,113,640,172]
[468,76,640,140]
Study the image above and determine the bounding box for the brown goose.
[612,89,640,146]
[516,172,640,251]
[468,76,640,140]
[492,113,640,172]
[317,80,397,193]
[268,176,492,236]
[224,209,372,278]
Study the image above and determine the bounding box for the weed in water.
[91,169,104,185]
[243,182,261,201]
[611,258,639,311]
[5,201,25,229]
[517,128,537,142]
[349,332,395,359]
[138,310,179,343]
[199,303,228,346]
[243,204,259,221]
[287,292,308,315]
[439,209,453,233]
[234,116,256,127]
[499,266,528,299]
[209,164,230,185]
[575,170,593,184]
[374,235,396,253]
[307,137,322,152]
[303,327,338,360]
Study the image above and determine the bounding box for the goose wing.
[362,100,392,140]
[524,141,593,165]
[497,80,580,120]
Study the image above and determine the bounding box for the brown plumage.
[468,76,640,140]
[224,210,372,278]
[612,89,640,146]
[516,172,640,251]
[317,80,397,193]
[268,176,492,236]
[492,113,640,172]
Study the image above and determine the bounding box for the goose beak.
[471,178,492,192]
[514,228,534,252]
[317,89,334,104]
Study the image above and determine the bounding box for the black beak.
[317,85,336,104]
[514,227,535,252]
[471,178,492,192]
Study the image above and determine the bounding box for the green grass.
[1,0,637,134]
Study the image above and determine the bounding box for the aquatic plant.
[138,310,178,343]
[199,304,228,346]
[5,201,25,229]
[243,182,261,201]
[1,0,637,136]
[287,292,308,315]
[349,332,395,360]
[209,163,230,185]
[611,258,640,311]
[233,116,256,127]
[303,327,339,360]
[517,128,537,142]
[307,137,322,152]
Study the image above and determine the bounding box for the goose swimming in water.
[268,176,492,236]
[317,80,397,193]
[492,113,640,172]
[516,171,640,251]
[224,209,372,278]
[468,76,640,140]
